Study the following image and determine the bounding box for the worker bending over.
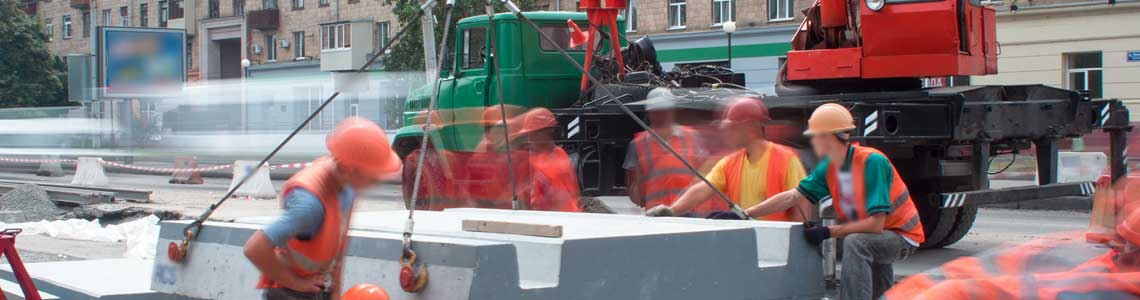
[512,108,582,212]
[624,88,710,213]
[742,103,925,300]
[243,118,402,300]
[645,97,809,221]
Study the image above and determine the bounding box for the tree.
[382,0,540,72]
[0,1,69,108]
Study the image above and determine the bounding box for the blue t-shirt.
[262,187,356,247]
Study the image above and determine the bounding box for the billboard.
[98,26,186,98]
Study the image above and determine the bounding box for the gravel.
[0,184,64,223]
[579,196,616,214]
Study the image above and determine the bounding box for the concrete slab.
[0,277,60,300]
[0,259,193,300]
[152,209,825,300]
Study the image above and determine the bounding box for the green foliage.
[0,1,70,107]
[381,0,540,72]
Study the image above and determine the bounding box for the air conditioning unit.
[252,44,263,54]
[279,40,290,49]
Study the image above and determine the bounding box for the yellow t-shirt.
[705,148,807,209]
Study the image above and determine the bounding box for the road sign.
[1128,50,1140,62]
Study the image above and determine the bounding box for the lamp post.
[241,59,252,78]
[723,21,736,68]
[240,59,251,132]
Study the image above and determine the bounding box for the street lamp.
[241,59,252,78]
[723,21,737,68]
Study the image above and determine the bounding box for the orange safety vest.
[884,232,1106,299]
[825,145,925,244]
[257,157,351,289]
[524,145,581,212]
[721,143,800,221]
[467,149,531,209]
[914,271,1140,300]
[632,127,702,210]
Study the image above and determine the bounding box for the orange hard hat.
[510,108,558,140]
[327,117,402,180]
[1118,206,1140,246]
[721,97,770,125]
[482,105,524,126]
[343,284,390,300]
[804,103,855,136]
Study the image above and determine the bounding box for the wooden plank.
[461,219,563,238]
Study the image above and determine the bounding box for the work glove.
[644,205,675,217]
[706,210,746,220]
[803,224,831,246]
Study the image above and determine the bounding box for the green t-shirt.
[795,146,894,216]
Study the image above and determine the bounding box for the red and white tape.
[0,157,77,164]
[0,157,314,174]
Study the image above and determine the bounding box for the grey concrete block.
[0,258,194,300]
[151,209,826,300]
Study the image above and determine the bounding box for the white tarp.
[7,215,160,259]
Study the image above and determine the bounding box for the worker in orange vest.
[243,117,402,300]
[512,108,582,212]
[624,88,712,213]
[644,97,810,221]
[468,105,529,208]
[741,103,925,300]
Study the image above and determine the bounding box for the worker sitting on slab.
[739,103,925,300]
[512,108,582,212]
[644,97,810,221]
[624,88,711,213]
[243,117,402,300]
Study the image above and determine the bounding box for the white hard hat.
[645,88,676,111]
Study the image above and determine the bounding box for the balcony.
[246,9,279,30]
[70,0,89,9]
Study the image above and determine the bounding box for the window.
[263,0,277,9]
[159,1,168,27]
[293,31,305,59]
[139,4,149,27]
[461,28,487,69]
[622,0,637,32]
[320,0,329,6]
[45,19,54,41]
[1066,52,1103,99]
[768,0,792,20]
[711,0,735,25]
[350,103,360,117]
[62,15,71,39]
[539,25,587,51]
[170,0,184,19]
[293,0,303,9]
[265,34,277,61]
[234,0,245,16]
[375,21,390,50]
[321,23,351,50]
[102,9,112,27]
[668,0,686,29]
[81,12,89,37]
[120,7,129,26]
[209,0,220,17]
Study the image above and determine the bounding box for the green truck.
[393,11,1132,250]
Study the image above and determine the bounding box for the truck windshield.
[539,25,587,52]
[462,28,487,69]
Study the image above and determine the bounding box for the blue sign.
[99,27,187,98]
[1129,51,1140,62]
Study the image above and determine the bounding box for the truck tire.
[927,204,978,248]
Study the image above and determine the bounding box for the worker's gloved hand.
[803,220,821,229]
[644,205,675,217]
[803,225,831,245]
[706,211,746,220]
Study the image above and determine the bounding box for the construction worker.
[512,108,582,212]
[244,117,402,300]
[738,103,925,300]
[624,88,710,212]
[644,97,810,221]
[467,105,529,208]
[903,208,1140,300]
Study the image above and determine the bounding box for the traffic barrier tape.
[0,157,314,174]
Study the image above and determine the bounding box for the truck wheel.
[927,204,978,248]
[918,202,960,249]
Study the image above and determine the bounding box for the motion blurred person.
[468,105,529,208]
[645,97,810,221]
[624,88,709,212]
[512,108,582,212]
[243,118,402,300]
[739,103,925,300]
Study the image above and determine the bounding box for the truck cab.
[393,12,624,157]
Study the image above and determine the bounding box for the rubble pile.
[0,184,63,223]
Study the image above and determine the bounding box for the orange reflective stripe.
[722,144,798,221]
[825,146,925,243]
[637,128,701,207]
